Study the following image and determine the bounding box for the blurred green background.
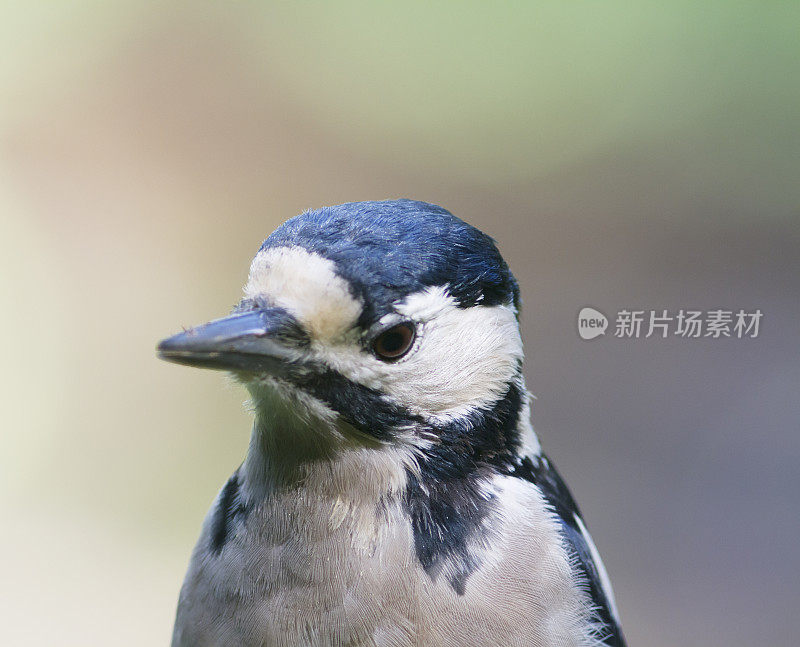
[1,2,798,645]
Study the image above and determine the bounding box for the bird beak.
[157,309,301,375]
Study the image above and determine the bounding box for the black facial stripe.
[420,375,524,477]
[208,470,249,555]
[290,369,425,441]
[405,379,524,594]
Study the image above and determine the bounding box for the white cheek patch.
[392,290,523,418]
[244,246,362,341]
[322,286,524,420]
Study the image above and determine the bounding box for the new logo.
[578,307,608,340]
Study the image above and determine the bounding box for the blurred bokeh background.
[1,2,798,645]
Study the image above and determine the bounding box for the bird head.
[158,200,534,479]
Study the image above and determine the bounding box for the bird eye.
[372,323,416,361]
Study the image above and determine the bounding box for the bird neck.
[240,382,410,505]
[239,375,540,505]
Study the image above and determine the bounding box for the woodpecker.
[158,200,625,647]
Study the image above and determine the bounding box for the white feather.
[245,246,362,341]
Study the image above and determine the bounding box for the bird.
[157,199,626,647]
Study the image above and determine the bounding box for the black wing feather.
[508,454,626,647]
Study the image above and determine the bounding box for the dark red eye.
[372,323,416,360]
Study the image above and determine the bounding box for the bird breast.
[172,471,599,647]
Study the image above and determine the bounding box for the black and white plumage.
[158,200,626,647]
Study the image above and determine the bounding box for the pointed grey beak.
[157,308,305,374]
